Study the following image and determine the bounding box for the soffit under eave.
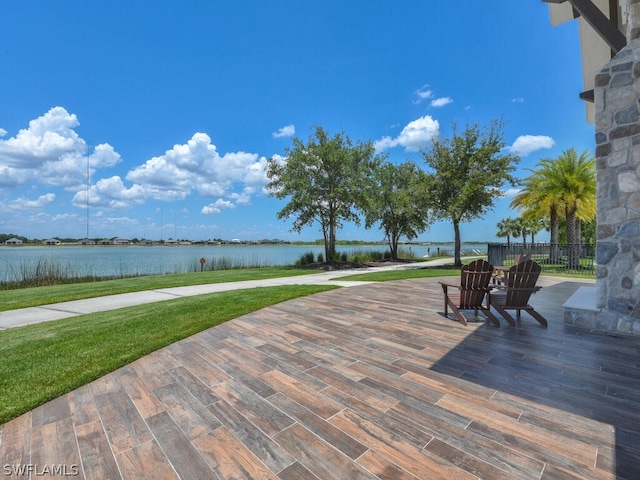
[547,0,625,122]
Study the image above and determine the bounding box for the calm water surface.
[0,243,486,281]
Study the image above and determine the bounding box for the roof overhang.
[543,0,627,122]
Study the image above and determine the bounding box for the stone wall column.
[626,0,640,41]
[594,21,640,334]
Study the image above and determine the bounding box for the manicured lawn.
[0,284,336,424]
[335,266,461,282]
[0,267,316,312]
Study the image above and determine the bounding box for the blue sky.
[0,1,595,243]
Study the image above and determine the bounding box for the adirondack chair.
[439,259,500,327]
[490,259,547,327]
[492,253,531,285]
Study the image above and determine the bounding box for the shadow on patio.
[428,276,640,479]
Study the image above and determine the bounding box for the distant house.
[5,237,22,245]
[165,238,179,245]
[113,238,130,245]
[44,238,61,245]
[140,239,157,246]
[98,238,113,245]
[79,238,96,245]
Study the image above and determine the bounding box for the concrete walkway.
[0,258,457,330]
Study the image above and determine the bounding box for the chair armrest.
[491,286,542,292]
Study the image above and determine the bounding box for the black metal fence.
[487,242,596,277]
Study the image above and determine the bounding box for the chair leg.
[490,301,516,327]
[529,310,548,327]
[442,285,448,315]
[445,297,468,326]
[482,307,501,328]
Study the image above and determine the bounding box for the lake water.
[0,243,487,281]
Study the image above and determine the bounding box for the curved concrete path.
[0,259,450,330]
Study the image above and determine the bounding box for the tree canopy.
[421,120,519,266]
[266,126,381,262]
[363,161,432,260]
[511,148,595,267]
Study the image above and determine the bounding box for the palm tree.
[512,167,560,261]
[512,149,595,269]
[514,217,528,245]
[496,217,520,246]
[524,217,545,243]
[496,219,512,245]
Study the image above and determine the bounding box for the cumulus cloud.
[273,124,295,138]
[508,135,555,156]
[72,176,146,209]
[201,198,235,215]
[374,116,439,153]
[0,107,121,189]
[7,193,56,210]
[430,97,453,108]
[126,132,269,208]
[1,108,270,222]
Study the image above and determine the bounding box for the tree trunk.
[390,237,398,260]
[549,205,560,264]
[321,222,330,263]
[566,205,580,270]
[453,220,462,267]
[328,214,337,262]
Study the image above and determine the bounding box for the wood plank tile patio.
[1,276,640,479]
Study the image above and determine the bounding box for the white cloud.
[126,132,269,206]
[72,176,146,209]
[0,107,83,168]
[508,135,555,156]
[0,109,272,223]
[413,85,433,103]
[430,97,453,108]
[374,116,439,153]
[501,188,521,198]
[512,97,525,103]
[201,198,235,215]
[273,124,295,138]
[0,107,121,189]
[7,193,56,210]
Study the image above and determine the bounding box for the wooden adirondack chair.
[492,253,531,285]
[490,259,547,327]
[439,259,500,327]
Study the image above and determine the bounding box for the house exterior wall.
[591,26,640,334]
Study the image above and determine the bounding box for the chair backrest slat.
[504,260,541,306]
[459,259,493,308]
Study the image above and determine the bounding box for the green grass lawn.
[0,267,317,312]
[335,266,461,282]
[0,284,337,424]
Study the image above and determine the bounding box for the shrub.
[295,251,316,266]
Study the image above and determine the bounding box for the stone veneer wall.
[591,35,640,335]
